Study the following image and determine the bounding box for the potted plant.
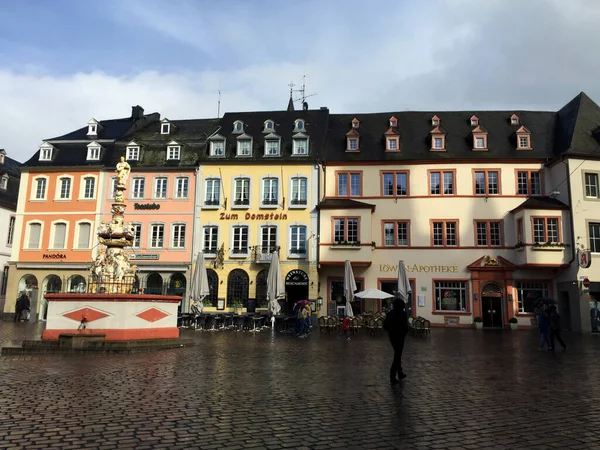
[509,317,518,330]
[232,300,243,315]
[474,316,483,330]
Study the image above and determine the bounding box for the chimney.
[131,105,145,119]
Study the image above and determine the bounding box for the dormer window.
[351,118,360,129]
[431,115,440,126]
[510,114,520,126]
[209,136,225,157]
[233,121,244,134]
[126,142,140,161]
[263,120,275,133]
[86,142,102,161]
[0,150,5,164]
[264,134,281,156]
[292,135,309,155]
[471,125,488,151]
[161,119,171,135]
[470,115,479,126]
[87,119,100,136]
[167,141,181,160]
[433,137,444,149]
[387,138,399,151]
[516,126,532,150]
[39,143,54,161]
[236,135,253,156]
[430,125,446,151]
[389,116,398,128]
[347,138,359,151]
[0,174,8,190]
[294,119,306,132]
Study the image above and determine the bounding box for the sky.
[1,0,600,163]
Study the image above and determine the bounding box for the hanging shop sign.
[578,251,592,269]
[43,253,66,259]
[129,254,160,261]
[219,212,288,221]
[379,264,459,273]
[133,203,161,210]
[285,269,309,286]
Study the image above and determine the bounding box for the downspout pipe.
[564,158,577,265]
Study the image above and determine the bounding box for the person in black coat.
[384,298,409,383]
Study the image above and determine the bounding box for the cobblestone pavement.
[1,322,600,450]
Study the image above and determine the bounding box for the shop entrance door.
[482,296,503,328]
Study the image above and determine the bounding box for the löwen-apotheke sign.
[379,264,459,273]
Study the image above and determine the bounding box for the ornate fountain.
[89,156,137,294]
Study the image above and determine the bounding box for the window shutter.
[54,223,66,248]
[29,223,41,248]
[78,223,91,249]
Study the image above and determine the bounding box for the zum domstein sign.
[219,211,288,220]
[379,263,459,273]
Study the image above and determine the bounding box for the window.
[1,266,8,296]
[210,140,225,157]
[167,146,180,160]
[432,221,458,247]
[175,177,189,199]
[127,146,140,161]
[232,226,249,254]
[262,178,279,206]
[59,177,71,199]
[0,174,8,190]
[434,280,468,312]
[39,144,53,161]
[330,279,364,305]
[517,218,524,244]
[533,218,559,244]
[264,120,274,132]
[83,177,95,199]
[53,223,67,249]
[474,137,486,149]
[382,172,408,196]
[389,117,398,127]
[337,172,361,197]
[205,179,220,206]
[172,224,186,248]
[34,178,47,200]
[203,226,219,254]
[474,170,499,195]
[294,119,305,132]
[433,137,443,149]
[154,177,168,199]
[347,138,358,151]
[260,226,277,252]
[517,281,550,313]
[226,269,249,307]
[511,115,520,126]
[7,216,15,245]
[429,171,454,195]
[293,138,308,155]
[518,136,530,148]
[334,218,359,244]
[517,170,542,195]
[234,178,250,206]
[471,118,479,126]
[589,223,600,253]
[87,146,101,160]
[383,221,409,247]
[475,221,502,247]
[28,223,41,249]
[387,138,398,151]
[161,122,170,134]
[233,121,244,133]
[108,177,118,199]
[291,177,308,206]
[150,224,164,248]
[431,116,440,126]
[132,178,145,199]
[585,173,599,198]
[265,140,280,156]
[77,223,91,249]
[237,140,252,156]
[132,224,142,248]
[290,225,307,255]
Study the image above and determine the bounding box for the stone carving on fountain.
[90,157,137,294]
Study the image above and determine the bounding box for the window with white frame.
[172,224,186,248]
[203,226,218,254]
[167,145,180,160]
[264,120,274,132]
[233,121,244,133]
[210,140,225,157]
[83,177,95,199]
[589,222,600,253]
[290,177,307,206]
[383,221,409,247]
[293,138,308,155]
[39,145,53,161]
[1,266,8,296]
[334,218,359,243]
[533,218,559,244]
[387,138,398,151]
[434,280,468,311]
[87,146,101,160]
[432,221,458,246]
[475,221,502,247]
[475,137,486,149]
[585,173,599,198]
[290,225,307,255]
[27,223,42,248]
[519,136,530,148]
[0,174,8,190]
[59,177,71,199]
[347,138,358,151]
[262,178,279,206]
[34,178,47,199]
[265,140,280,156]
[109,177,117,199]
[237,139,252,156]
[161,122,170,134]
[517,281,550,313]
[294,120,305,132]
[154,177,168,199]
[433,137,444,149]
[234,178,250,206]
[53,223,67,249]
[132,224,142,248]
[77,223,91,249]
[150,224,164,248]
[132,178,145,199]
[7,216,15,245]
[175,177,189,199]
[260,226,277,252]
[127,146,140,161]
[232,226,249,254]
[205,178,220,205]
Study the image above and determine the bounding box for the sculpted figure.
[116,156,131,186]
[114,253,128,282]
[92,249,106,277]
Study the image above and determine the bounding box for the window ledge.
[291,153,309,157]
[54,199,72,202]
[330,244,361,250]
[288,253,307,259]
[531,245,565,251]
[202,205,220,210]
[260,205,279,209]
[288,204,308,210]
[229,252,249,259]
[432,311,471,316]
[203,253,217,259]
[231,204,250,210]
[172,198,189,201]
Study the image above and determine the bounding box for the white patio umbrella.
[343,260,357,318]
[267,252,285,325]
[190,252,210,315]
[354,288,395,300]
[396,260,412,303]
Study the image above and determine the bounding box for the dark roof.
[0,154,21,210]
[318,198,376,211]
[23,142,116,169]
[555,92,600,157]
[324,109,557,162]
[48,117,135,141]
[510,196,569,213]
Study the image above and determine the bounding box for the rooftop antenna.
[292,75,317,110]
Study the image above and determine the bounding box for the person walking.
[341,315,351,340]
[537,307,551,351]
[14,295,22,322]
[19,293,31,322]
[384,299,409,384]
[549,305,567,352]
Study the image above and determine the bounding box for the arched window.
[255,269,268,308]
[145,273,163,295]
[227,269,249,308]
[67,275,86,293]
[44,275,62,294]
[206,269,218,307]
[168,273,186,296]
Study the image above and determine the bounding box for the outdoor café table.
[250,316,263,331]
[232,315,245,330]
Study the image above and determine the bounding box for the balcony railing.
[255,251,274,263]
[290,199,307,206]
[262,199,278,206]
[234,198,249,206]
[204,199,220,206]
[231,247,249,255]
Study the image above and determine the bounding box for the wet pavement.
[0,322,599,449]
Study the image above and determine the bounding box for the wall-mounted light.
[317,296,323,306]
[473,294,478,301]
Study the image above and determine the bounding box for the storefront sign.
[43,253,66,259]
[129,254,159,260]
[219,212,288,221]
[578,251,592,269]
[285,269,309,286]
[379,264,459,273]
[134,203,161,210]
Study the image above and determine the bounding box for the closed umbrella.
[396,259,412,305]
[267,252,285,323]
[190,252,210,315]
[343,260,357,318]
